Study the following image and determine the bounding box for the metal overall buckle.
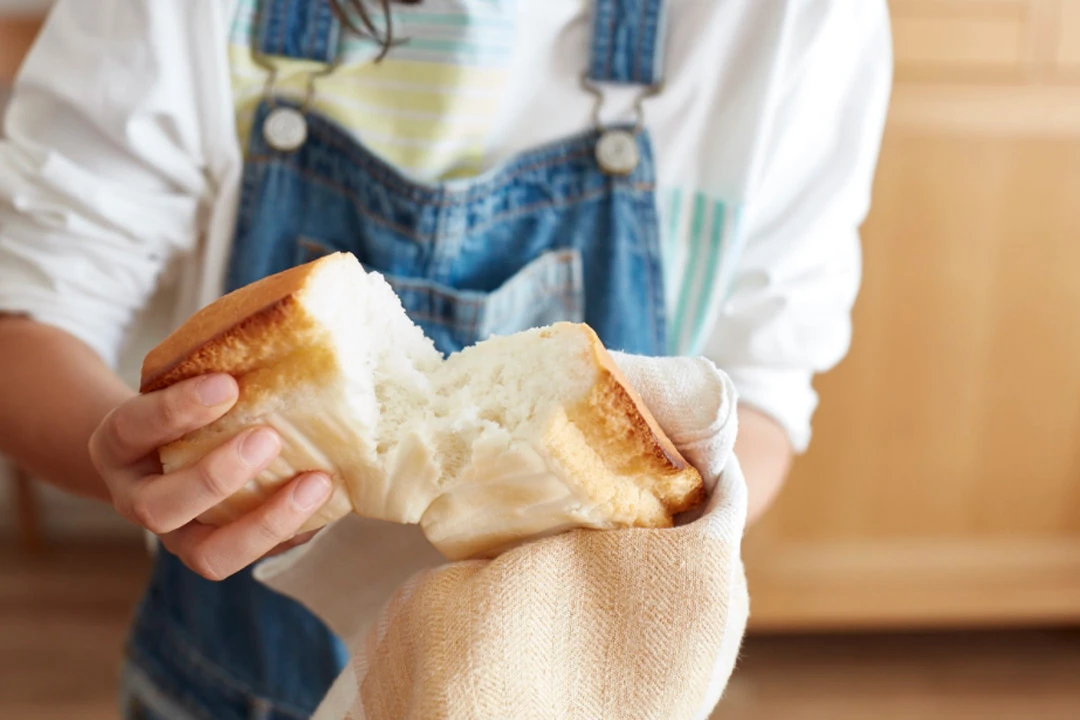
[581,74,663,177]
[252,49,340,153]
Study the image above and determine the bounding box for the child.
[0,1,891,717]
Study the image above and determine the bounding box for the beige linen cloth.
[256,353,750,720]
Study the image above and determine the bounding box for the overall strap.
[256,0,341,63]
[587,0,667,87]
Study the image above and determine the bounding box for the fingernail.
[239,429,279,467]
[292,473,332,511]
[197,375,237,406]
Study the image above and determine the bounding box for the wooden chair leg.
[13,465,44,554]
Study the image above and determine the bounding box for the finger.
[91,374,238,469]
[129,427,281,534]
[162,472,333,581]
[264,528,323,558]
[158,524,321,576]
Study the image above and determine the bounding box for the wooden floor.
[0,543,149,720]
[2,542,1079,720]
[715,630,1080,720]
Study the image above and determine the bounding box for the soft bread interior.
[142,253,704,557]
[419,325,702,559]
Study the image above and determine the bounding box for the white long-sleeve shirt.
[0,0,891,451]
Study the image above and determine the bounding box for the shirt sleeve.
[703,2,893,452]
[0,0,214,367]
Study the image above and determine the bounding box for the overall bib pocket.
[296,236,585,353]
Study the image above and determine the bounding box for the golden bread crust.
[557,325,705,517]
[140,253,347,393]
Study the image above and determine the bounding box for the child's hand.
[88,373,333,580]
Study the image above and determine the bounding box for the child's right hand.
[88,374,333,580]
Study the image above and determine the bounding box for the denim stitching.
[302,0,316,60]
[407,310,479,332]
[405,285,582,332]
[130,616,313,719]
[229,157,269,291]
[286,0,300,58]
[481,287,585,332]
[292,235,582,331]
[640,195,665,350]
[307,0,333,63]
[256,0,273,59]
[287,236,578,341]
[277,0,293,57]
[261,0,280,56]
[280,105,615,196]
[306,137,598,202]
[245,159,654,242]
[589,1,604,81]
[390,283,485,306]
[650,0,664,84]
[252,101,653,201]
[289,234,582,331]
[604,0,616,81]
[125,648,233,720]
[390,253,584,332]
[635,0,647,84]
[386,248,580,301]
[312,108,653,201]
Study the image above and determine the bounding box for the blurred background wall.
[743,0,1080,631]
[3,0,1079,632]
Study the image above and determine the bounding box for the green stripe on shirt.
[670,192,707,354]
[662,191,741,356]
[685,201,725,356]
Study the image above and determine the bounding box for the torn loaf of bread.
[140,253,704,559]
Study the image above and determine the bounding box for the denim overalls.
[122,1,669,717]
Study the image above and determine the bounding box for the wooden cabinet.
[744,0,1080,630]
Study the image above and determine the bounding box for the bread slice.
[140,253,443,533]
[140,253,704,558]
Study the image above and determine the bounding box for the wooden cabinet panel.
[889,0,1080,84]
[1055,0,1080,71]
[891,0,1038,82]
[744,129,1080,630]
[745,5,1080,628]
[892,4,1031,75]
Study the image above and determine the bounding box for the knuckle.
[129,493,157,532]
[104,409,140,457]
[194,458,235,500]
[254,510,291,547]
[158,390,189,429]
[130,492,167,534]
